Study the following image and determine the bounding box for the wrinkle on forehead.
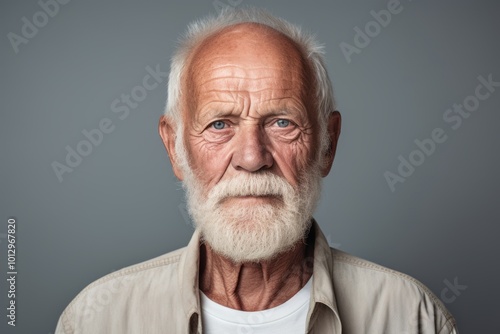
[183,23,314,119]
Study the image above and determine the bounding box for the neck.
[199,233,314,311]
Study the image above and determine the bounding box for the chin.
[199,206,311,264]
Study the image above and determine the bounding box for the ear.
[158,115,184,180]
[321,110,341,177]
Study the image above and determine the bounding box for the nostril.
[232,143,273,172]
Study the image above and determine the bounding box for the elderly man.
[55,8,458,334]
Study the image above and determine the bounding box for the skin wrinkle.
[158,22,340,311]
[195,97,309,128]
[181,23,314,120]
[189,69,314,186]
[201,240,312,310]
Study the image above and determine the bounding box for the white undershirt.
[200,276,312,334]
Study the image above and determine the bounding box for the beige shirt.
[55,221,458,333]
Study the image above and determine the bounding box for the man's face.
[162,24,334,262]
[184,24,319,197]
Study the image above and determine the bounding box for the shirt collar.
[178,227,202,333]
[308,219,342,332]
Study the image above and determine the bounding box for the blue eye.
[276,119,290,127]
[211,121,226,130]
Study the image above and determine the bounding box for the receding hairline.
[181,22,316,116]
[191,22,306,67]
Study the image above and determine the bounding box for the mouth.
[219,194,282,205]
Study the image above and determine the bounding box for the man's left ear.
[321,110,341,177]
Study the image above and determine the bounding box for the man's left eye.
[275,119,290,128]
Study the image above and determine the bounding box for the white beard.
[173,123,324,263]
[182,166,322,263]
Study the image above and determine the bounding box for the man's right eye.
[211,121,226,130]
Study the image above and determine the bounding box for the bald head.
[189,23,308,72]
[184,23,314,120]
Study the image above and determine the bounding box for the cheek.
[270,137,315,184]
[187,135,233,185]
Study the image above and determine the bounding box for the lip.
[220,195,281,205]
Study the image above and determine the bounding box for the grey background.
[1,0,498,332]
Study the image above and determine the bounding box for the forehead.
[185,23,312,106]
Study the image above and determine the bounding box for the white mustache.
[208,173,294,203]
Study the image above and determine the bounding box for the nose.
[231,125,273,172]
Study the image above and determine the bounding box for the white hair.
[164,7,336,170]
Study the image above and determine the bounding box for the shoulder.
[77,246,185,297]
[331,248,438,295]
[56,247,187,334]
[329,248,457,333]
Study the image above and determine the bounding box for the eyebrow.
[195,103,240,125]
[194,90,308,124]
[196,107,307,127]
